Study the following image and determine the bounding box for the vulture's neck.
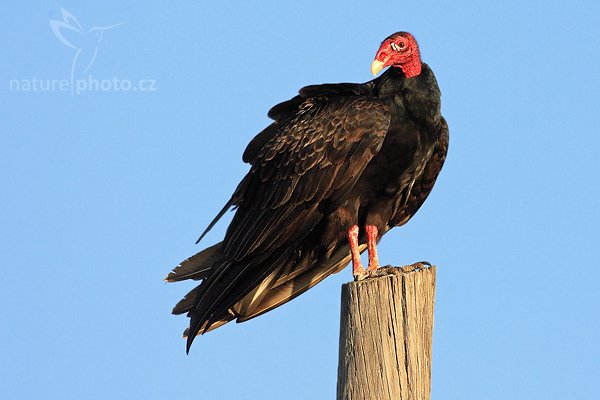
[375,64,442,128]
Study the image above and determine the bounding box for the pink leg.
[366,225,379,271]
[347,225,364,276]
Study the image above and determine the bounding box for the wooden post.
[336,263,436,400]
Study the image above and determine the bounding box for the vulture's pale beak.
[371,59,385,77]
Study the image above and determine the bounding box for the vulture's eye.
[391,42,406,52]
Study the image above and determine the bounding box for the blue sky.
[1,1,599,399]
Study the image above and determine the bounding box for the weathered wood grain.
[336,264,436,400]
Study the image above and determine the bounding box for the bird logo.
[50,8,122,91]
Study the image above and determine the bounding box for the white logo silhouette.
[50,8,122,90]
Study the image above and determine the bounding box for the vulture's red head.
[371,32,421,78]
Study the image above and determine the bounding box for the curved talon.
[353,272,368,281]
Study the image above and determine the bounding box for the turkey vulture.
[166,31,448,352]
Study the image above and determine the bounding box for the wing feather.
[221,97,390,261]
[185,95,390,345]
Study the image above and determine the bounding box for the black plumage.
[166,32,449,352]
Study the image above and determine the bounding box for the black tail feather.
[195,198,234,244]
[164,242,223,283]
